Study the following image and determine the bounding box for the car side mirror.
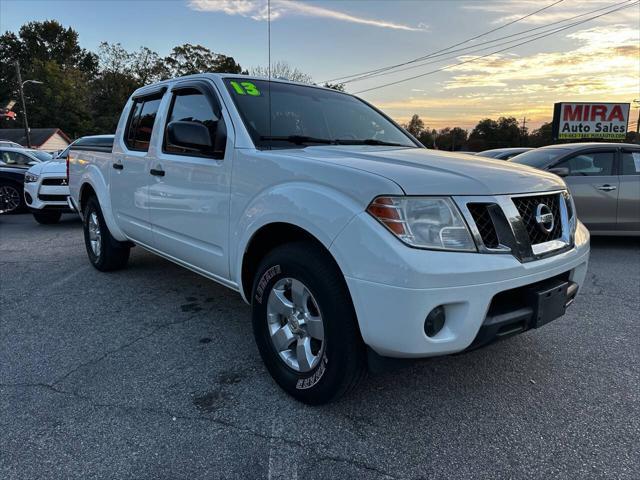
[28,161,38,166]
[549,167,569,177]
[167,120,215,155]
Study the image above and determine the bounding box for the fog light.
[424,306,446,337]
[25,192,33,205]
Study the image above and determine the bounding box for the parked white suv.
[68,74,590,404]
[24,135,114,224]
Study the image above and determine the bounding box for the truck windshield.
[224,79,417,149]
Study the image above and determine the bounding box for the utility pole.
[633,99,640,135]
[520,117,528,146]
[14,61,31,148]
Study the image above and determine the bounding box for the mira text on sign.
[552,102,630,140]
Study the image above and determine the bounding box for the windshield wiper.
[260,135,336,145]
[334,138,406,147]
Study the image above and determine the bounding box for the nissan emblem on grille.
[535,203,554,234]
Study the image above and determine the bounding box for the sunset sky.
[2,0,639,131]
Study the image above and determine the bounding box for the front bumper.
[23,177,71,211]
[330,212,590,358]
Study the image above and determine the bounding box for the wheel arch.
[79,182,97,214]
[77,178,127,242]
[239,222,347,304]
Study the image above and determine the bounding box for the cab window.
[621,150,640,175]
[163,88,226,159]
[555,151,614,176]
[125,96,162,152]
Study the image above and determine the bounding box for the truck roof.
[131,73,341,99]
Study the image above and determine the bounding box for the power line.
[342,0,637,85]
[353,1,639,95]
[323,0,566,84]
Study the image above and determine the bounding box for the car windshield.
[509,148,567,168]
[224,79,417,149]
[28,150,52,162]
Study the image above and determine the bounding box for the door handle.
[112,163,123,170]
[596,184,616,192]
[150,168,165,177]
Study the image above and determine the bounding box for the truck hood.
[277,146,565,195]
[27,159,66,175]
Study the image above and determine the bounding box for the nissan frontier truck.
[68,74,590,404]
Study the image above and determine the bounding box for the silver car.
[476,147,533,160]
[510,142,640,235]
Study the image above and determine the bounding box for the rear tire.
[251,242,366,404]
[33,211,62,224]
[83,196,130,271]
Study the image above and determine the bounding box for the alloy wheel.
[88,211,102,257]
[0,185,21,214]
[266,277,325,372]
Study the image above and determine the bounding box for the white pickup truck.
[68,74,590,404]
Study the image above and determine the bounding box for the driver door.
[148,80,233,279]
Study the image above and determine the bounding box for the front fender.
[231,182,366,301]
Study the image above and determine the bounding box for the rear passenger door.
[111,90,164,244]
[554,150,618,231]
[148,80,233,279]
[617,148,640,233]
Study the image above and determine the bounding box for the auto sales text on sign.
[552,102,630,140]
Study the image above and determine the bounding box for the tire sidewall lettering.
[296,354,328,390]
[255,264,281,304]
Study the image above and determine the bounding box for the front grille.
[467,203,499,248]
[38,194,67,202]
[512,193,563,245]
[42,178,66,186]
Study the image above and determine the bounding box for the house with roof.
[0,128,72,151]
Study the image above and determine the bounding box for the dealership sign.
[552,102,630,140]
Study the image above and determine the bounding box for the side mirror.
[167,120,214,154]
[28,161,38,166]
[548,167,569,177]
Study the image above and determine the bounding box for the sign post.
[552,102,630,141]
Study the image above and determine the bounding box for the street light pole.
[14,61,31,148]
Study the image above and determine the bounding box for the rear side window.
[621,150,640,175]
[555,151,615,176]
[125,96,162,152]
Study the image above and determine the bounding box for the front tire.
[83,196,130,271]
[0,182,23,214]
[252,242,366,404]
[33,211,62,224]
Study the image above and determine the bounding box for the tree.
[132,47,169,83]
[468,116,524,150]
[15,20,97,73]
[403,114,425,138]
[435,127,468,151]
[251,61,313,83]
[323,82,345,92]
[529,122,554,147]
[165,44,244,77]
[90,43,142,133]
[417,129,437,148]
[0,21,97,136]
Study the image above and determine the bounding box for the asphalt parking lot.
[1,213,638,480]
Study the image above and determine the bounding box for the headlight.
[24,172,39,183]
[367,196,476,251]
